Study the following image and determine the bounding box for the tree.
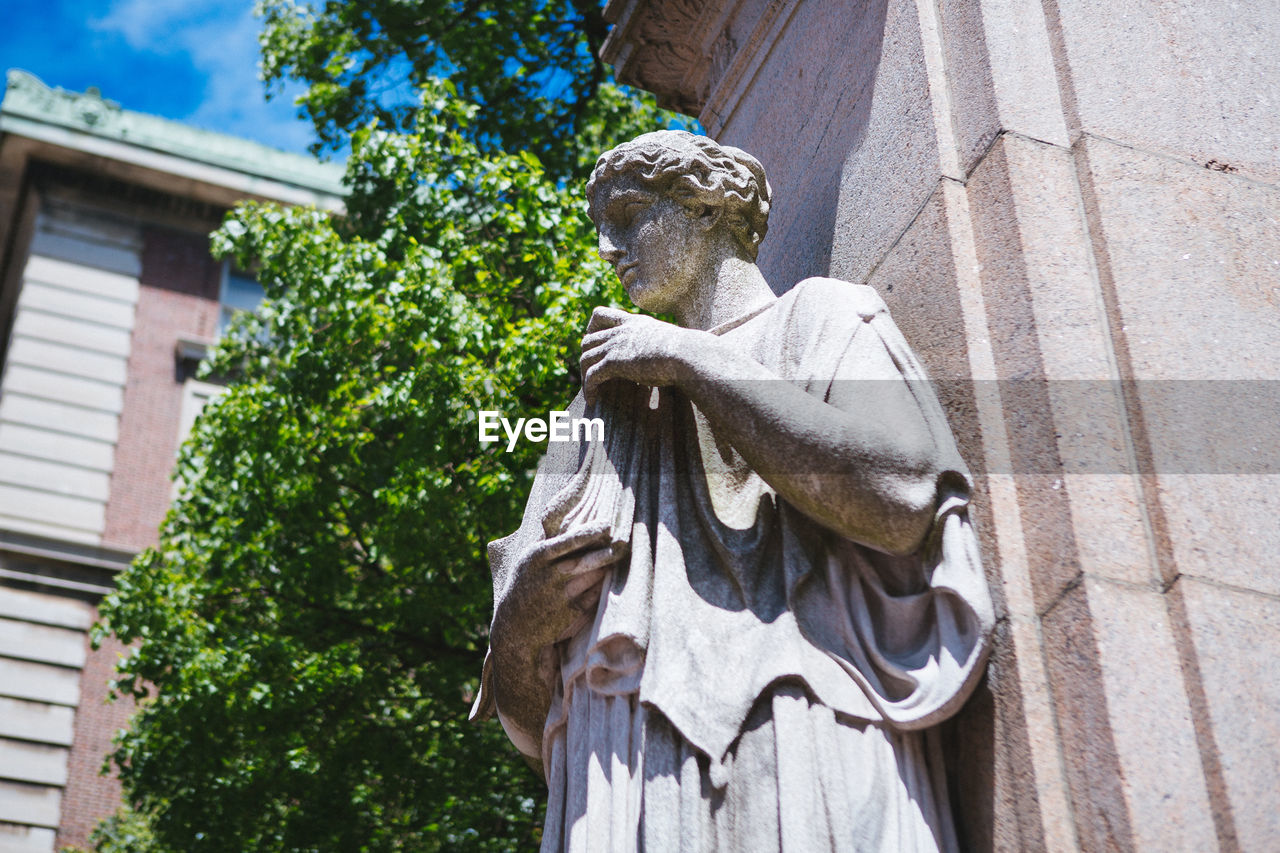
[94,3,683,850]
[257,0,659,180]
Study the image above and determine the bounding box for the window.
[218,264,263,335]
[171,377,225,499]
[177,379,224,445]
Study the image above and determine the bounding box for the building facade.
[0,70,342,853]
[602,1,1279,851]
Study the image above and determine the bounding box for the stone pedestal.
[602,1,1280,849]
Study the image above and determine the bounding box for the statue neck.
[676,254,775,332]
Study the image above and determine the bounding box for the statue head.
[586,130,772,263]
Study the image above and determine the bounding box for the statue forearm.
[674,337,942,555]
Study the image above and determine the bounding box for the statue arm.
[581,306,942,556]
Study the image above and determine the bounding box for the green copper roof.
[1,69,346,198]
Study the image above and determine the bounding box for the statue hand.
[492,523,619,671]
[580,306,706,403]
[521,523,618,614]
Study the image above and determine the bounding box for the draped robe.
[471,278,994,851]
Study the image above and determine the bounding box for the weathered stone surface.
[1082,577,1216,851]
[1179,577,1280,852]
[1038,582,1132,852]
[0,740,67,787]
[0,698,74,747]
[962,138,1090,614]
[0,822,57,853]
[1082,135,1280,382]
[826,0,941,289]
[1080,134,1280,595]
[0,781,59,830]
[966,135,1176,616]
[0,659,80,707]
[968,0,1070,149]
[0,588,92,631]
[707,0,942,293]
[0,620,84,670]
[941,618,1049,853]
[1052,0,1280,182]
[600,2,1280,849]
[935,0,1001,174]
[866,185,986,465]
[1044,578,1217,852]
[866,187,968,380]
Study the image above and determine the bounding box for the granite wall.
[602,0,1280,848]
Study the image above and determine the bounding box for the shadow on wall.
[723,0,888,295]
[715,0,1067,845]
[739,1,1033,848]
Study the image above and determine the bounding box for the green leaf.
[98,10,647,848]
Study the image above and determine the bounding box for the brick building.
[0,70,342,852]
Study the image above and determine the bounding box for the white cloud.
[91,0,317,153]
[92,0,204,50]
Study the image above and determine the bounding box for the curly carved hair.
[586,130,772,261]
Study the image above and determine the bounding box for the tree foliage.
[258,0,660,180]
[94,3,680,850]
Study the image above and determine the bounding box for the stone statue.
[470,130,994,851]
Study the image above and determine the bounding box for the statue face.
[594,176,711,315]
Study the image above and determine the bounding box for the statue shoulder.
[790,277,888,324]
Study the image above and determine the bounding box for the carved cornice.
[1,69,346,197]
[601,0,801,134]
[602,0,717,115]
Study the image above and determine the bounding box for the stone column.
[601,0,1280,849]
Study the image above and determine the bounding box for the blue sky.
[1,0,317,154]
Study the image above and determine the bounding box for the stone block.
[1043,577,1216,851]
[937,0,1002,173]
[718,0,943,291]
[968,0,1070,149]
[0,822,56,853]
[0,659,79,707]
[965,135,1157,610]
[1153,476,1280,597]
[1080,135,1280,595]
[942,618,1051,852]
[989,137,1156,599]
[0,781,59,830]
[0,741,67,787]
[1039,582,1132,852]
[0,620,84,669]
[964,141,1079,612]
[828,0,943,288]
[719,0,895,289]
[1179,577,1280,852]
[0,698,74,747]
[865,186,969,381]
[1052,0,1280,182]
[1082,135,1280,382]
[0,589,92,632]
[865,185,987,453]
